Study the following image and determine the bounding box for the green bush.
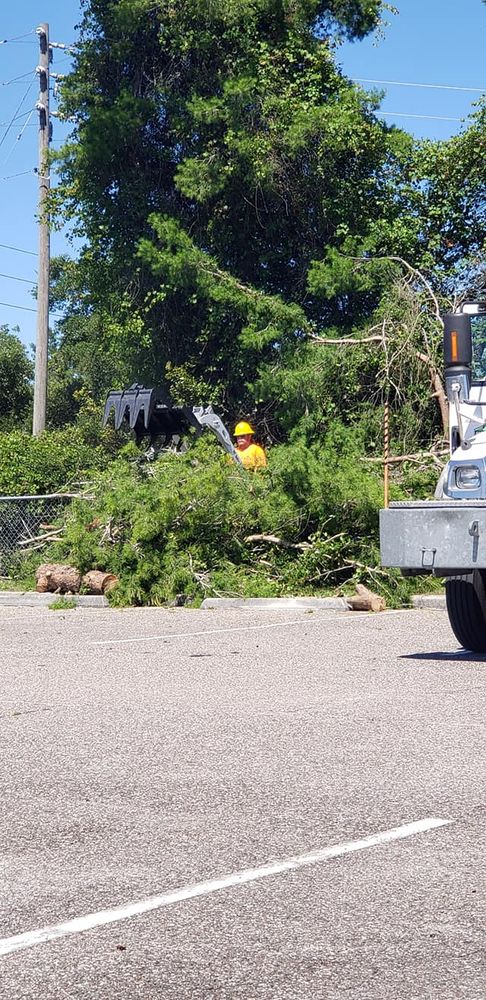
[0,426,114,495]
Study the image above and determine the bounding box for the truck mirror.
[461,302,486,315]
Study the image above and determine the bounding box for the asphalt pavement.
[0,605,484,999]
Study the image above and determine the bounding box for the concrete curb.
[0,592,446,611]
[0,592,108,608]
[201,597,350,611]
[410,594,446,609]
[201,594,447,611]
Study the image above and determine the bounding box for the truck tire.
[445,571,486,652]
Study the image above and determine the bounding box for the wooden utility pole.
[33,23,50,436]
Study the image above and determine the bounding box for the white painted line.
[0,817,451,958]
[89,610,408,647]
[90,616,338,646]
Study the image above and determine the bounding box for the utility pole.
[33,22,50,436]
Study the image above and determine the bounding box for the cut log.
[35,563,81,594]
[346,583,386,612]
[82,570,118,595]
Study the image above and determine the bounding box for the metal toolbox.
[380,500,486,571]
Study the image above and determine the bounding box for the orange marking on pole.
[451,331,458,362]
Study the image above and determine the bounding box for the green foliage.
[40,430,406,606]
[51,0,410,406]
[0,426,111,495]
[0,327,33,428]
[253,339,381,442]
[48,596,77,611]
[409,100,486,294]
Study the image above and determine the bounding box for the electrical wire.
[353,77,486,93]
[0,242,37,256]
[379,111,463,122]
[3,104,37,167]
[1,70,37,86]
[0,107,35,127]
[0,272,36,284]
[1,168,36,180]
[0,300,64,317]
[0,29,35,45]
[0,72,36,152]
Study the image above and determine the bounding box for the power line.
[0,300,63,317]
[379,111,463,122]
[354,77,486,94]
[0,72,35,152]
[0,242,37,256]
[1,70,37,86]
[0,30,35,45]
[0,272,36,284]
[1,168,36,181]
[0,107,36,127]
[3,103,37,166]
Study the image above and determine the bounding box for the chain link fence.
[0,494,72,574]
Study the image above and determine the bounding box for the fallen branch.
[337,253,442,325]
[361,450,447,469]
[415,350,448,435]
[343,559,390,579]
[18,527,64,547]
[308,333,383,346]
[245,533,312,551]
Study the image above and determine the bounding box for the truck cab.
[380,304,486,651]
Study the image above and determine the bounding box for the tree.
[53,0,411,414]
[0,326,33,427]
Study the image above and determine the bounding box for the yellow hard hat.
[234,420,255,436]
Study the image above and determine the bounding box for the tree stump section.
[36,564,81,594]
[82,570,118,594]
[346,584,386,612]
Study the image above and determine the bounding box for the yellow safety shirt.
[236,442,267,470]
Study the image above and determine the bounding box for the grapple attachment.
[103,383,241,463]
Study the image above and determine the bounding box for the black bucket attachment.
[103,383,198,446]
[103,384,241,462]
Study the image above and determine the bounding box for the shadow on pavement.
[401,650,486,662]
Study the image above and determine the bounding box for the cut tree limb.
[361,450,447,469]
[82,570,118,594]
[244,533,312,551]
[346,584,386,612]
[416,350,448,435]
[18,527,64,547]
[308,333,383,346]
[35,563,81,594]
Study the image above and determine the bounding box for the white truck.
[380,304,486,652]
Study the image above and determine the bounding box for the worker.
[233,420,267,470]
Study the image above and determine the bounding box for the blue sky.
[0,0,485,347]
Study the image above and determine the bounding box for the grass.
[0,575,36,592]
[48,596,78,611]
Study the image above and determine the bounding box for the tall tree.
[54,0,409,411]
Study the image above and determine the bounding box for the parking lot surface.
[0,605,484,998]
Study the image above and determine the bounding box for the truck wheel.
[445,571,486,652]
